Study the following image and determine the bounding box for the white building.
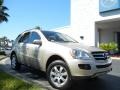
[55,0,120,51]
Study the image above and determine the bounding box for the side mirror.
[33,40,42,46]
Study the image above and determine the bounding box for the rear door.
[17,32,30,65]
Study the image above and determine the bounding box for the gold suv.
[10,29,112,89]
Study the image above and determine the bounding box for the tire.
[11,54,21,70]
[47,60,71,89]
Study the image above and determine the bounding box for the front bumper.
[67,58,112,78]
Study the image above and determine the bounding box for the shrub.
[99,42,118,54]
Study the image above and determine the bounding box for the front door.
[27,31,41,69]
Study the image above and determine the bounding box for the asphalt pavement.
[0,58,120,90]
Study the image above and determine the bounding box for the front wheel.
[11,54,21,70]
[47,60,71,89]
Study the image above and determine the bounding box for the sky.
[0,0,70,40]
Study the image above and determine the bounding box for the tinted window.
[14,34,21,45]
[29,32,41,43]
[42,31,77,43]
[18,32,30,43]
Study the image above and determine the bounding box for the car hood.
[55,42,105,53]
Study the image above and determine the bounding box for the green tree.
[0,0,9,23]
[0,36,10,48]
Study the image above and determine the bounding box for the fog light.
[78,64,91,70]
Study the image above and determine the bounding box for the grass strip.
[0,71,43,90]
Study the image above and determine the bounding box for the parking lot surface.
[0,58,120,90]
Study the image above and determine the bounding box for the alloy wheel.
[50,65,68,87]
[11,55,16,69]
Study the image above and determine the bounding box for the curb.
[111,57,120,60]
[0,56,7,60]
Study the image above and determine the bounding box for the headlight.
[71,49,92,60]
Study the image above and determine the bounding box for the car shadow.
[67,75,120,90]
[18,65,46,79]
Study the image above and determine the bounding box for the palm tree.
[0,0,3,5]
[0,0,9,23]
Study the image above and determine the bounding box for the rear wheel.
[11,54,21,70]
[47,60,71,89]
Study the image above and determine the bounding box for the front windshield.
[42,31,78,43]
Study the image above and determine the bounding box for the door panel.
[22,43,30,65]
[16,43,24,64]
[17,32,30,65]
[27,31,41,69]
[26,44,41,69]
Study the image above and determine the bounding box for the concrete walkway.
[0,58,57,90]
[111,57,120,60]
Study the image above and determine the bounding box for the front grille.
[91,52,109,60]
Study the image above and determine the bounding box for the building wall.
[71,0,120,45]
[71,0,99,46]
[57,0,120,46]
[99,29,114,43]
[99,28,120,43]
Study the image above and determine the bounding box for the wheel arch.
[46,55,67,71]
[10,51,16,60]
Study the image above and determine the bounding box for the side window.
[14,34,21,44]
[29,32,41,43]
[18,32,30,43]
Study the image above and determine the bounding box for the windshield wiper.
[63,41,76,43]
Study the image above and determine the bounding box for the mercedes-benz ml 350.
[10,29,112,89]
